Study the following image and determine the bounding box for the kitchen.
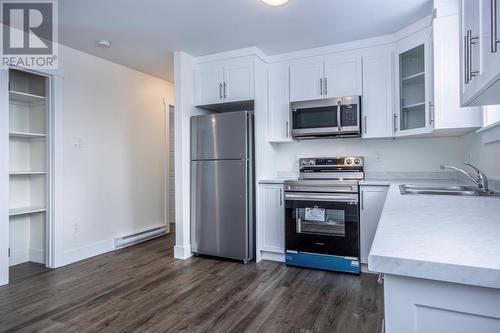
[0,0,499,332]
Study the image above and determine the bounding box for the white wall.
[462,132,500,181]
[265,137,464,176]
[58,45,174,265]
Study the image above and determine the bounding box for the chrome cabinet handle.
[492,0,500,52]
[364,115,367,134]
[337,100,342,131]
[223,82,227,98]
[393,114,398,132]
[468,30,480,80]
[285,120,289,138]
[320,78,323,96]
[219,83,223,99]
[464,34,469,84]
[324,77,328,96]
[279,188,283,206]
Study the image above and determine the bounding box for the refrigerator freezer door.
[191,111,249,161]
[191,159,249,260]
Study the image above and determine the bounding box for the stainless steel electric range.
[284,157,364,274]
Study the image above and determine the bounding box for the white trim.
[29,248,45,264]
[260,251,285,262]
[476,121,500,133]
[62,239,114,266]
[9,248,29,266]
[174,245,192,260]
[194,47,267,64]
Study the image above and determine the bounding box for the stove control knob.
[354,158,361,165]
[302,160,308,166]
[308,160,315,166]
[346,159,352,165]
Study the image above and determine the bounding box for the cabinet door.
[460,0,482,105]
[479,0,500,99]
[433,11,481,129]
[395,28,434,137]
[360,186,389,265]
[194,63,224,106]
[223,58,254,103]
[362,49,394,138]
[259,184,284,254]
[268,64,291,142]
[324,54,362,98]
[289,59,324,102]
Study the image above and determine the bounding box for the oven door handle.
[285,193,358,203]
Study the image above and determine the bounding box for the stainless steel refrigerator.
[191,111,255,263]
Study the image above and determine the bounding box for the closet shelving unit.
[8,69,49,267]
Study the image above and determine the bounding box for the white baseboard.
[62,239,114,267]
[9,248,29,266]
[260,251,285,263]
[174,244,192,259]
[29,248,45,264]
[361,263,378,274]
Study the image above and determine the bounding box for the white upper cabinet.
[289,58,324,102]
[362,47,395,138]
[324,54,362,98]
[460,0,500,106]
[433,4,481,131]
[268,63,292,142]
[194,57,254,106]
[289,53,361,102]
[194,63,224,106]
[223,58,254,103]
[394,27,434,137]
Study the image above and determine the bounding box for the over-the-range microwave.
[290,96,361,139]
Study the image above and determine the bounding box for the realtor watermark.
[1,0,58,69]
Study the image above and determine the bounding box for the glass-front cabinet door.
[395,27,434,136]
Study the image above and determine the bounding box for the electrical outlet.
[73,222,79,234]
[375,150,382,163]
[73,137,82,148]
[468,148,473,161]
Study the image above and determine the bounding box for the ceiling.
[59,0,433,82]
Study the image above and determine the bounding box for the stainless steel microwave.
[290,96,361,139]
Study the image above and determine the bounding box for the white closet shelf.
[9,171,46,175]
[9,132,46,139]
[9,90,46,103]
[402,71,425,85]
[9,206,46,217]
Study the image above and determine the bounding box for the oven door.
[285,192,359,258]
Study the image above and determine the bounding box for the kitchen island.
[368,182,500,333]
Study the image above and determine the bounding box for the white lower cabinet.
[258,183,285,261]
[360,185,389,265]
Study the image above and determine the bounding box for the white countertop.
[368,180,500,289]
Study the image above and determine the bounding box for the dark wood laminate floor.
[0,232,384,333]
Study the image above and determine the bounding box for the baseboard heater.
[114,226,168,250]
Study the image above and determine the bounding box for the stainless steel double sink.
[399,184,500,197]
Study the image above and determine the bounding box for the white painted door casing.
[360,185,389,265]
[258,184,285,254]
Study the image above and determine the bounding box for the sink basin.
[399,184,500,197]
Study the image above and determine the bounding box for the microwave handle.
[337,100,342,131]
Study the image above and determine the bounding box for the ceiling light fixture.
[261,0,289,6]
[96,39,111,48]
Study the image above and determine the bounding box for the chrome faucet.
[440,163,490,193]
